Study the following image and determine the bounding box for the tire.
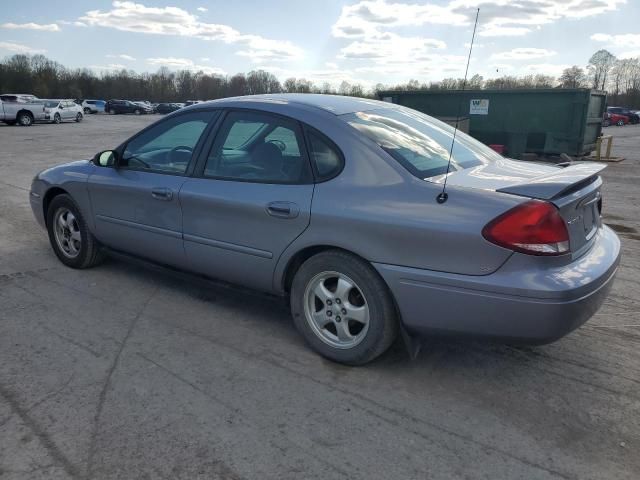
[54,113,62,124]
[46,194,104,269]
[108,108,115,115]
[83,107,91,114]
[290,250,398,365]
[617,119,624,126]
[17,112,33,126]
[75,113,83,122]
[134,109,141,115]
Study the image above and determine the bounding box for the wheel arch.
[42,187,69,225]
[17,109,34,121]
[280,245,373,294]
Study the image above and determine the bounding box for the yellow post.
[605,135,613,159]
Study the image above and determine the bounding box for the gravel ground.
[0,114,638,480]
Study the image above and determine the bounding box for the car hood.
[432,158,607,200]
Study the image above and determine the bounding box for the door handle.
[266,201,299,219]
[151,187,173,201]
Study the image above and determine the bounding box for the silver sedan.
[29,94,620,365]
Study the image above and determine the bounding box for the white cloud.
[197,7,207,12]
[618,50,640,59]
[522,63,570,76]
[332,0,467,38]
[478,26,530,37]
[1,22,60,32]
[79,1,303,62]
[0,41,46,54]
[332,0,626,40]
[107,54,136,61]
[146,57,226,75]
[591,32,640,58]
[591,32,640,48]
[491,48,557,61]
[90,64,128,71]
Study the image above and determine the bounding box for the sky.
[1,0,639,87]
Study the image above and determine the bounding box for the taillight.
[482,200,569,256]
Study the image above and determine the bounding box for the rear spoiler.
[496,162,607,200]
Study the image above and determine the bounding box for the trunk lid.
[435,159,606,256]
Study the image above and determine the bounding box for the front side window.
[204,111,311,184]
[121,111,213,174]
[342,107,503,179]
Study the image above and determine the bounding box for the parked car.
[82,100,106,114]
[43,100,84,124]
[603,112,630,127]
[104,99,150,115]
[606,106,639,124]
[156,102,183,114]
[132,101,154,113]
[0,95,46,126]
[29,95,620,365]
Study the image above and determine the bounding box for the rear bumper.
[374,226,620,343]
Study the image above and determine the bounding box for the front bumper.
[374,226,621,344]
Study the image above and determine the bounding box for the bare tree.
[559,66,587,88]
[588,49,616,90]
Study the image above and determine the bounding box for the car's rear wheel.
[75,113,83,122]
[83,107,91,114]
[134,109,141,115]
[290,250,398,365]
[54,113,61,124]
[617,119,624,126]
[46,194,104,269]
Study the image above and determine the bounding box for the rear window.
[342,107,502,179]
[45,101,59,108]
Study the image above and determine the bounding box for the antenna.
[436,7,480,204]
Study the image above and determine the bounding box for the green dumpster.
[378,89,607,159]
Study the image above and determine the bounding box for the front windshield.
[342,107,503,179]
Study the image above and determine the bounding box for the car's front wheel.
[53,113,61,124]
[290,250,398,365]
[84,107,91,114]
[75,112,83,122]
[617,119,625,126]
[46,194,104,269]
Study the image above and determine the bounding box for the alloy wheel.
[53,208,82,258]
[303,271,370,349]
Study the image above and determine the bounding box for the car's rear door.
[179,110,315,292]
[88,110,218,267]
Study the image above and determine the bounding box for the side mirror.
[93,150,117,167]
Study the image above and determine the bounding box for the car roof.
[193,94,395,116]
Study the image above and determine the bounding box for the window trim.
[194,108,315,185]
[302,126,345,183]
[113,109,220,177]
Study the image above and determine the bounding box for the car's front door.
[180,110,314,292]
[88,110,216,266]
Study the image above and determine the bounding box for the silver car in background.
[29,95,620,365]
[43,99,84,123]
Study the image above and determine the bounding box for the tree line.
[0,50,638,108]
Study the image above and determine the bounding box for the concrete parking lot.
[1,115,639,480]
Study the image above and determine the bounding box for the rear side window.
[306,129,343,181]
